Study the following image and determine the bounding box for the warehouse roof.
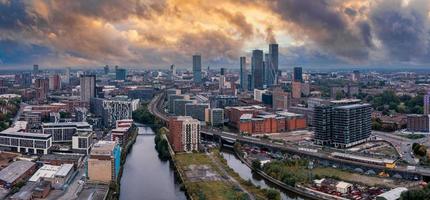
[0,161,35,184]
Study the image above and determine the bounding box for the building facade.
[80,75,96,102]
[185,103,209,121]
[168,116,200,152]
[251,49,264,90]
[42,122,92,142]
[88,141,121,183]
[193,55,202,83]
[240,57,248,91]
[0,132,52,154]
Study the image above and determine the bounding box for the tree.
[251,159,261,171]
[264,189,280,200]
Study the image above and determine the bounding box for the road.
[148,91,430,178]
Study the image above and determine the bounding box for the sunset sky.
[0,0,429,69]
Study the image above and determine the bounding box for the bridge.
[148,91,430,181]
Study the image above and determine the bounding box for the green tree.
[251,159,261,171]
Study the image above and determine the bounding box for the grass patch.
[312,167,396,187]
[399,134,426,140]
[187,181,247,200]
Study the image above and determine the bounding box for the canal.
[120,126,187,200]
[220,149,308,200]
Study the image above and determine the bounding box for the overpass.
[149,91,430,180]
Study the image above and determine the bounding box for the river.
[120,126,187,200]
[220,150,307,200]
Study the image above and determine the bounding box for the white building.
[42,122,92,142]
[0,131,52,154]
[72,131,93,154]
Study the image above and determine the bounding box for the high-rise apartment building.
[65,67,71,84]
[49,74,61,91]
[33,64,39,74]
[80,75,96,102]
[168,116,200,152]
[35,78,49,101]
[293,67,303,82]
[314,103,371,148]
[239,57,247,91]
[251,50,264,90]
[193,55,202,83]
[91,97,137,128]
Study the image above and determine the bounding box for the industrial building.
[0,160,37,188]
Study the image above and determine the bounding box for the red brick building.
[226,106,307,134]
[168,116,200,152]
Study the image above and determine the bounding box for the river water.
[220,150,307,200]
[120,125,306,200]
[120,126,187,200]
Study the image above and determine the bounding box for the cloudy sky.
[0,0,429,69]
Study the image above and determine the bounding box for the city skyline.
[1,0,430,70]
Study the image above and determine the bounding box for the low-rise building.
[0,131,52,154]
[42,122,92,142]
[88,141,121,183]
[407,114,429,133]
[0,160,37,188]
[72,131,93,154]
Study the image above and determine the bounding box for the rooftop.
[55,164,74,177]
[335,103,371,109]
[91,141,118,156]
[0,131,51,139]
[0,160,36,184]
[29,164,61,182]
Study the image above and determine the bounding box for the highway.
[148,91,430,179]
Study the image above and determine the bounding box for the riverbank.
[119,126,187,200]
[106,125,139,200]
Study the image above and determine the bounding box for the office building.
[185,103,209,121]
[88,141,121,183]
[314,104,371,148]
[424,92,430,115]
[263,53,269,86]
[168,94,188,113]
[0,131,52,154]
[168,116,200,152]
[72,131,93,154]
[42,122,92,142]
[0,160,37,188]
[293,67,303,82]
[173,99,194,116]
[251,49,264,89]
[116,68,127,80]
[240,57,248,91]
[49,74,61,91]
[407,114,429,133]
[209,95,238,108]
[253,89,267,102]
[268,43,278,86]
[209,108,224,126]
[80,75,96,102]
[193,55,202,83]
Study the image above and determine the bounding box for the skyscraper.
[251,49,264,90]
[268,43,278,86]
[80,75,96,102]
[193,55,202,83]
[264,53,269,86]
[293,67,303,82]
[219,68,225,91]
[35,78,49,101]
[239,57,248,91]
[104,65,109,74]
[49,74,61,91]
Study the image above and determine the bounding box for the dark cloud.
[344,7,357,17]
[268,0,372,61]
[370,0,430,62]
